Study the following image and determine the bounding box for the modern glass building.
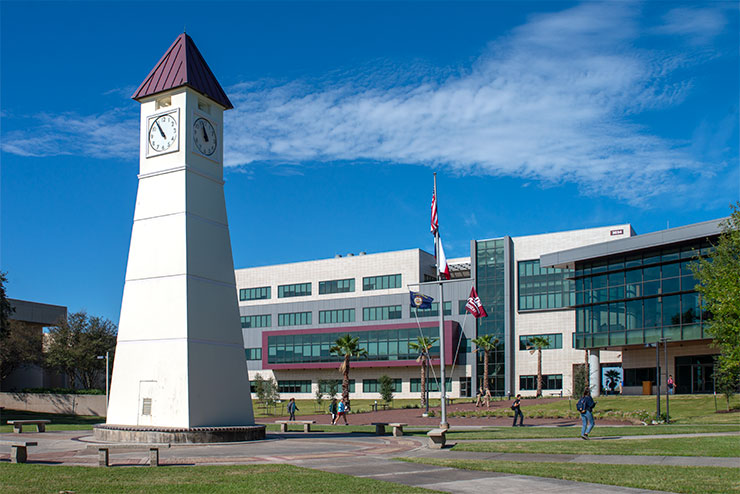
[541,218,724,395]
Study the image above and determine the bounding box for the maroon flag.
[465,286,488,318]
[430,190,438,235]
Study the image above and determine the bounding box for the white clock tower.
[98,34,261,441]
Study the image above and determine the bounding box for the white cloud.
[654,6,728,43]
[223,2,727,204]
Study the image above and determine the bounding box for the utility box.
[642,381,653,395]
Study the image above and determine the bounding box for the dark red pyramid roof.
[132,33,233,110]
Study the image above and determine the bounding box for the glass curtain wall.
[475,239,506,395]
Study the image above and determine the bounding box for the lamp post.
[660,337,671,423]
[96,351,109,416]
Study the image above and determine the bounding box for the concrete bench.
[7,420,51,433]
[371,422,408,436]
[0,440,37,463]
[275,420,315,433]
[87,443,171,467]
[427,428,446,449]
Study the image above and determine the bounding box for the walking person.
[485,387,492,408]
[511,394,524,426]
[475,386,484,407]
[329,398,338,425]
[337,399,349,425]
[577,389,596,439]
[667,375,675,395]
[287,397,298,421]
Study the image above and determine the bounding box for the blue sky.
[1,1,738,324]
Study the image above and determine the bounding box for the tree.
[572,363,589,398]
[252,373,279,414]
[379,374,394,405]
[692,203,740,406]
[526,336,551,397]
[329,334,367,408]
[0,321,43,383]
[0,271,14,339]
[715,359,739,411]
[45,311,117,389]
[472,334,499,397]
[604,369,622,395]
[409,336,437,409]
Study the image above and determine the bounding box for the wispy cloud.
[223,2,731,204]
[1,108,137,159]
[654,6,728,44]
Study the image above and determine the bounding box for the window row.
[363,305,403,321]
[410,378,452,393]
[411,301,452,318]
[278,282,312,298]
[241,274,404,302]
[575,274,698,305]
[518,333,563,351]
[267,327,441,364]
[519,374,562,390]
[278,311,312,327]
[363,378,402,393]
[319,308,355,324]
[240,286,270,301]
[245,348,262,360]
[518,260,574,311]
[319,278,355,294]
[363,274,402,291]
[241,314,271,329]
[575,242,712,277]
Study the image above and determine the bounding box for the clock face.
[193,118,217,156]
[148,113,178,153]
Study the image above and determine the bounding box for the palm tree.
[329,334,367,407]
[472,334,499,399]
[409,336,437,409]
[526,336,551,397]
[604,369,621,395]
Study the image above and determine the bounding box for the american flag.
[465,286,488,318]
[430,189,438,235]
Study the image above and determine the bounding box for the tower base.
[93,424,266,443]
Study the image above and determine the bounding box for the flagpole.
[434,173,449,430]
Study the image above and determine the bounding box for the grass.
[398,458,740,494]
[0,464,439,494]
[405,424,740,440]
[453,435,740,457]
[0,409,102,432]
[448,395,740,424]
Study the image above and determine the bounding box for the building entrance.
[675,355,715,394]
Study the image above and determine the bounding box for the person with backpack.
[329,398,338,425]
[336,399,349,425]
[287,397,298,421]
[577,389,596,439]
[511,394,524,426]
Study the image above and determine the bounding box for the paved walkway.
[1,429,737,493]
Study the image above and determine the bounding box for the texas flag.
[437,237,451,280]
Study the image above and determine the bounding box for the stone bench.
[426,428,446,449]
[0,440,37,463]
[87,443,171,467]
[371,422,408,436]
[7,420,51,433]
[275,420,315,433]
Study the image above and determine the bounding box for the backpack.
[576,397,587,413]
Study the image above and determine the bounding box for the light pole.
[96,351,109,416]
[660,337,671,423]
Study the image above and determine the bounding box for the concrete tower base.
[93,424,266,444]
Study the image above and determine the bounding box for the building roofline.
[540,217,726,268]
[235,248,434,272]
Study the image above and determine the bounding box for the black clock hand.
[202,126,209,142]
[155,121,166,138]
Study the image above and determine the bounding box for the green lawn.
[448,395,740,424]
[0,464,438,494]
[405,424,740,440]
[0,409,102,432]
[398,458,740,494]
[453,435,740,457]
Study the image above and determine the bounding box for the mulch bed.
[264,398,632,427]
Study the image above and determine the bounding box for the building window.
[411,301,452,318]
[245,348,262,360]
[410,378,451,392]
[319,379,355,393]
[363,305,403,321]
[518,260,575,311]
[519,333,563,350]
[363,274,402,291]
[458,300,468,315]
[459,377,472,397]
[319,308,355,324]
[278,380,312,393]
[266,327,441,364]
[363,378,402,393]
[319,278,355,294]
[241,314,271,329]
[278,282,311,298]
[519,374,562,390]
[240,286,270,301]
[278,311,312,327]
[623,367,657,387]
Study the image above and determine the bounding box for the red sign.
[610,229,624,236]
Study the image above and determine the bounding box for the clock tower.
[98,34,262,441]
